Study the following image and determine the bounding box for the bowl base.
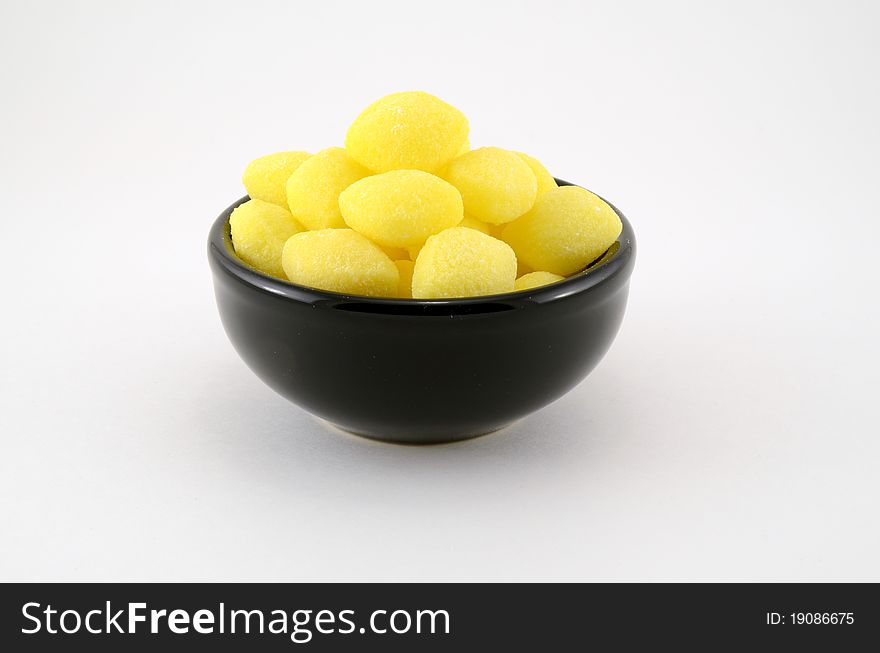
[318,418,515,446]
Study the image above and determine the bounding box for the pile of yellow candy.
[230,91,622,299]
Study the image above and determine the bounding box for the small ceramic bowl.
[208,180,636,444]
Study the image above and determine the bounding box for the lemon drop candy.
[406,214,493,258]
[394,260,415,299]
[281,229,398,297]
[514,152,557,197]
[242,151,310,206]
[285,147,370,230]
[502,186,622,276]
[412,227,516,299]
[514,271,565,291]
[345,91,469,173]
[339,170,463,248]
[229,199,304,278]
[443,147,537,225]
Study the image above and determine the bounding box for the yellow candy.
[405,213,490,258]
[514,271,565,291]
[514,152,557,197]
[394,260,415,299]
[456,138,471,156]
[286,147,370,230]
[242,151,310,207]
[502,186,622,276]
[281,229,398,297]
[412,227,516,299]
[443,147,537,225]
[344,91,469,173]
[459,214,492,234]
[230,199,304,278]
[339,170,463,248]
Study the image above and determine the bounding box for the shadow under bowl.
[207,180,636,444]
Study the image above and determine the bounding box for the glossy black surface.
[208,180,636,443]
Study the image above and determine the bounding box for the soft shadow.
[193,357,634,497]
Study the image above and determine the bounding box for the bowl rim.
[208,179,636,312]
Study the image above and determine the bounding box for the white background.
[1,0,878,581]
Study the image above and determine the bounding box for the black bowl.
[208,180,636,444]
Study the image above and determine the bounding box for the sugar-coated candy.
[407,214,489,258]
[286,147,370,230]
[412,227,516,299]
[242,151,310,207]
[281,229,398,297]
[514,271,565,291]
[502,186,622,276]
[443,147,537,225]
[339,170,463,248]
[230,199,304,278]
[394,260,415,299]
[405,214,490,258]
[514,152,557,197]
[345,91,469,173]
[229,91,624,300]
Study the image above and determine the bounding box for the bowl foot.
[317,418,515,446]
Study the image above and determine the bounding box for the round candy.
[344,91,469,173]
[281,229,398,297]
[514,271,565,291]
[502,186,622,276]
[442,147,537,225]
[456,138,471,157]
[242,151,310,207]
[394,260,415,299]
[412,227,516,299]
[406,214,492,258]
[339,170,463,248]
[230,199,304,278]
[286,147,370,230]
[514,152,557,197]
